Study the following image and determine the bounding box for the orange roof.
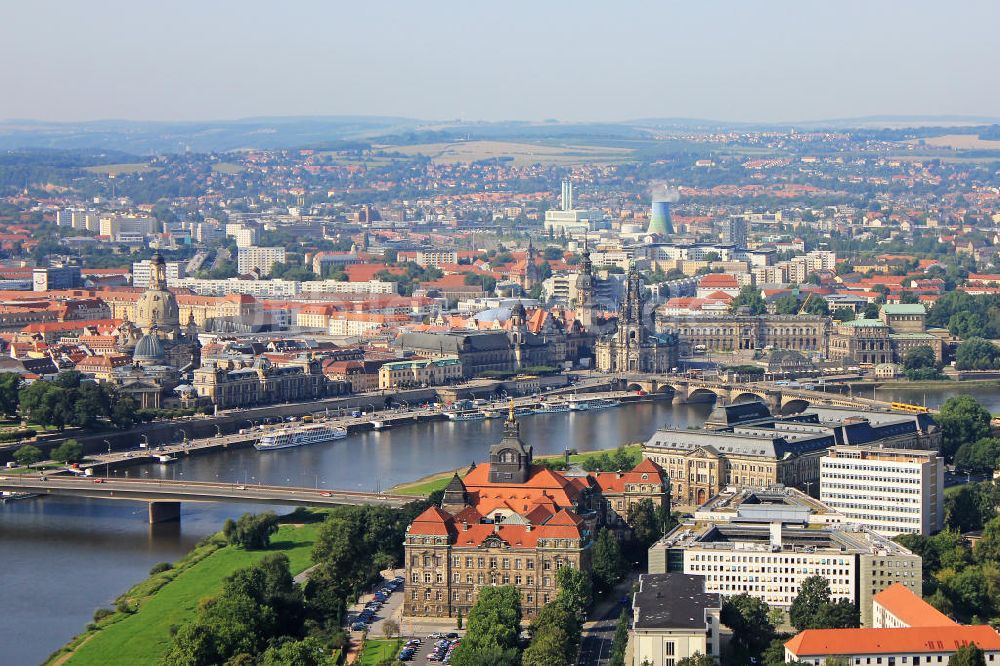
[785,626,1000,657]
[873,583,957,627]
[698,273,739,287]
[409,506,454,536]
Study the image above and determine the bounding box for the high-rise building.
[237,247,286,276]
[32,265,82,292]
[133,259,185,289]
[820,446,944,537]
[725,215,748,249]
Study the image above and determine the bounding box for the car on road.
[93,478,105,484]
[319,491,332,497]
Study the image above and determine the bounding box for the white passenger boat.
[447,410,486,422]
[255,424,349,451]
[534,402,570,414]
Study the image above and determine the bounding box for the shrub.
[93,607,114,623]
[149,561,173,575]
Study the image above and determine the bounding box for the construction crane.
[798,291,814,315]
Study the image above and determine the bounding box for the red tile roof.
[873,583,957,627]
[785,626,1000,657]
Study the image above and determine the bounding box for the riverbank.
[47,509,327,666]
[390,444,643,496]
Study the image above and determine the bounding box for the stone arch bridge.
[620,374,889,415]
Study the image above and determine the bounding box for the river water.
[871,383,1000,412]
[0,400,712,666]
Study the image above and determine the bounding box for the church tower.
[510,300,527,370]
[488,403,533,484]
[575,237,595,329]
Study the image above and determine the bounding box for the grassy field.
[81,163,156,176]
[52,518,324,666]
[391,444,643,496]
[212,162,245,174]
[359,639,403,665]
[383,140,634,166]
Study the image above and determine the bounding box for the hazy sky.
[2,1,997,123]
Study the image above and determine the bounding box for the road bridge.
[0,474,414,523]
[620,374,895,415]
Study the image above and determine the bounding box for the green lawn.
[359,639,403,666]
[392,444,642,496]
[57,521,323,666]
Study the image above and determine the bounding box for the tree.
[223,512,279,550]
[721,593,775,658]
[555,565,592,617]
[955,338,1000,371]
[903,345,938,371]
[832,307,855,322]
[774,295,801,315]
[51,438,83,464]
[954,438,1000,474]
[801,296,829,316]
[381,618,399,640]
[592,528,627,592]
[730,285,767,315]
[974,515,1000,563]
[13,444,43,468]
[814,598,860,629]
[951,643,987,666]
[676,654,714,666]
[937,395,992,461]
[627,498,664,550]
[258,637,327,666]
[790,576,832,630]
[0,372,21,416]
[452,585,521,666]
[608,608,629,666]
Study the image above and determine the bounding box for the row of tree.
[163,495,437,665]
[0,371,140,431]
[451,586,522,666]
[521,568,591,666]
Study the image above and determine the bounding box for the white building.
[649,512,921,627]
[415,250,458,268]
[133,259,185,288]
[543,179,604,234]
[226,223,258,248]
[237,247,286,276]
[631,573,721,666]
[820,446,944,537]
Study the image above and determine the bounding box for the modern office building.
[649,509,922,627]
[32,265,82,292]
[820,446,944,537]
[631,573,721,666]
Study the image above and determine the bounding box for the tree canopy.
[730,285,767,315]
[937,395,992,461]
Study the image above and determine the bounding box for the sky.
[1,1,998,124]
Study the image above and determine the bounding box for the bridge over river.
[0,474,413,522]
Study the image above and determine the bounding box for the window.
[424,573,431,584]
[665,642,675,656]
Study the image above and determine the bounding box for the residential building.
[237,246,286,276]
[820,446,944,536]
[631,573,721,666]
[133,259,185,288]
[415,250,458,268]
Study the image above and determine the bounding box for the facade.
[644,406,940,508]
[820,446,944,537]
[655,314,829,354]
[192,356,336,408]
[829,304,942,365]
[631,573,721,666]
[378,356,463,389]
[650,516,922,626]
[237,246,287,276]
[414,250,458,268]
[784,625,1000,665]
[32,266,82,292]
[403,411,668,619]
[595,263,678,373]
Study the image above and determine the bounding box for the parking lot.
[394,634,463,664]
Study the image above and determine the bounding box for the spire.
[507,398,515,423]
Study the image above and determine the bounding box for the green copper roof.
[881,304,926,315]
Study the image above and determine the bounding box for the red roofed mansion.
[403,407,669,619]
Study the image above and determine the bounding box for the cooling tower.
[648,200,674,236]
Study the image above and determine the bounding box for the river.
[0,400,711,666]
[871,382,1000,412]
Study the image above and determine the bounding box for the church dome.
[133,333,165,363]
[135,288,180,332]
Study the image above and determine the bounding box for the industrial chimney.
[647,199,674,236]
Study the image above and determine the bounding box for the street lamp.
[139,434,149,450]
[103,440,112,478]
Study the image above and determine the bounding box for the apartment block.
[237,247,286,276]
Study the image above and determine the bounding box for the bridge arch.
[626,383,645,392]
[687,388,720,404]
[780,398,810,415]
[731,392,766,405]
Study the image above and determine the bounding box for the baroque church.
[594,262,678,373]
[113,253,201,407]
[403,405,669,619]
